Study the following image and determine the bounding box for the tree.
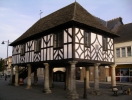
[0,58,5,72]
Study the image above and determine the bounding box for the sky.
[0,0,132,59]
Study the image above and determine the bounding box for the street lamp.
[1,40,10,74]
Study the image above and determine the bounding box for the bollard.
[127,88,131,95]
[83,77,87,99]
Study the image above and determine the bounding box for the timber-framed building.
[9,2,118,99]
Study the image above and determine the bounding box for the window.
[116,48,120,57]
[54,31,63,48]
[84,31,90,47]
[20,44,25,56]
[103,37,107,51]
[127,46,131,57]
[121,47,126,57]
[34,38,41,52]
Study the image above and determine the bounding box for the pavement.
[0,77,132,100]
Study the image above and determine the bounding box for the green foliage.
[0,59,5,71]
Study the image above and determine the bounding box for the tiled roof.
[10,2,117,46]
[95,17,107,27]
[107,17,123,30]
[114,23,132,43]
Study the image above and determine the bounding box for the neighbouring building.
[114,23,132,82]
[9,2,118,99]
[3,56,12,76]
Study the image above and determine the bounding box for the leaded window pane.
[84,31,90,47]
[122,47,126,57]
[127,46,131,56]
[116,48,120,57]
[103,37,107,51]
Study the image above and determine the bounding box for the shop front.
[116,64,132,82]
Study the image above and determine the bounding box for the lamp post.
[1,40,10,75]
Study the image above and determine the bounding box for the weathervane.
[40,10,43,19]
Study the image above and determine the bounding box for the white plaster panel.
[44,49,46,61]
[32,41,34,51]
[64,45,67,59]
[41,49,43,61]
[47,35,50,47]
[18,55,20,63]
[51,48,53,60]
[54,50,58,60]
[75,28,79,34]
[32,52,34,62]
[17,55,19,63]
[16,55,18,64]
[91,49,95,58]
[59,49,63,59]
[29,52,32,62]
[92,53,96,60]
[75,52,79,58]
[81,52,84,59]
[47,48,49,60]
[91,32,96,43]
[41,38,43,48]
[18,45,20,53]
[77,32,82,41]
[80,38,84,44]
[108,50,110,56]
[51,35,53,46]
[88,48,90,59]
[44,36,46,48]
[97,35,102,45]
[25,43,27,52]
[75,28,79,42]
[68,28,72,36]
[91,46,94,52]
[64,30,67,43]
[68,35,72,42]
[68,44,72,58]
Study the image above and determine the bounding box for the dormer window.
[20,44,25,56]
[34,38,41,52]
[84,31,91,47]
[103,36,107,51]
[54,31,63,48]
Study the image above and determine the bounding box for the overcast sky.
[0,0,132,59]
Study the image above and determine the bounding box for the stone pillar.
[68,66,71,91]
[93,63,100,95]
[65,66,70,90]
[43,63,51,93]
[15,66,19,86]
[80,67,85,81]
[110,64,117,86]
[34,68,38,85]
[26,64,32,89]
[49,67,53,88]
[68,61,78,99]
[9,66,13,85]
[85,67,90,89]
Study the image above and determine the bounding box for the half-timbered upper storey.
[10,2,118,67]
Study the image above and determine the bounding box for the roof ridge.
[123,22,132,26]
[72,2,77,20]
[107,17,122,22]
